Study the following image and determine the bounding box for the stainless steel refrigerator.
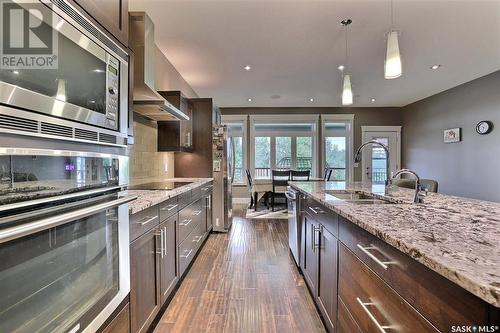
[212,125,234,232]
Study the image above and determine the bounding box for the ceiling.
[129,0,500,107]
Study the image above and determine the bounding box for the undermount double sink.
[325,190,397,204]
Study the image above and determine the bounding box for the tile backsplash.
[128,116,174,185]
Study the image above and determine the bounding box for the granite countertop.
[128,178,213,215]
[289,181,500,307]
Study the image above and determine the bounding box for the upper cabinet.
[157,91,194,152]
[73,0,129,47]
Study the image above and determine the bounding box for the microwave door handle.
[0,195,137,245]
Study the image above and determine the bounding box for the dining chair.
[324,167,333,181]
[271,170,291,211]
[291,170,310,181]
[245,169,258,211]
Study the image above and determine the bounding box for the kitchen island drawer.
[159,196,179,221]
[130,205,160,241]
[304,197,338,236]
[178,223,202,276]
[178,200,202,244]
[338,217,489,331]
[339,243,438,333]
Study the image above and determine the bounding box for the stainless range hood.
[129,12,189,121]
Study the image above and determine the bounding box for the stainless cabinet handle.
[155,229,164,258]
[311,224,320,252]
[163,227,167,257]
[357,244,396,270]
[308,206,324,214]
[193,235,203,243]
[180,219,192,226]
[137,215,158,226]
[192,210,202,216]
[180,249,193,258]
[356,298,390,333]
[161,204,178,211]
[311,223,315,251]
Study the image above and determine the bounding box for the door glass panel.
[0,207,120,333]
[371,137,389,185]
[296,137,312,173]
[254,137,270,178]
[232,137,243,183]
[325,137,346,181]
[0,153,119,206]
[276,137,291,170]
[0,3,109,114]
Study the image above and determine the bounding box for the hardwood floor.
[153,205,326,333]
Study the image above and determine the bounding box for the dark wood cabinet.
[130,227,161,333]
[157,91,193,152]
[299,193,499,333]
[202,184,213,233]
[339,243,439,333]
[73,0,129,47]
[159,214,178,304]
[317,224,338,332]
[129,184,212,333]
[301,208,338,333]
[302,213,319,296]
[174,98,219,178]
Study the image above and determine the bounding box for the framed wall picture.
[444,128,461,143]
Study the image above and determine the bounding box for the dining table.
[252,177,323,210]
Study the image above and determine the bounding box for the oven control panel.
[106,56,120,129]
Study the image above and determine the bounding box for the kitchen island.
[289,181,500,332]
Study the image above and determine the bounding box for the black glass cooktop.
[128,181,193,191]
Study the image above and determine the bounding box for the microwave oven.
[0,0,129,145]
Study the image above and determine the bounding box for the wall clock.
[476,121,493,135]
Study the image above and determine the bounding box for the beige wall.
[128,115,175,185]
[402,70,500,202]
[129,47,198,183]
[221,107,403,196]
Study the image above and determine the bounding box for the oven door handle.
[0,196,137,245]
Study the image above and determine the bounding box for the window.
[250,115,318,178]
[222,115,247,184]
[321,115,354,182]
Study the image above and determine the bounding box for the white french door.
[361,127,401,184]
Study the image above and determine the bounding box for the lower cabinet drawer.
[337,298,362,333]
[178,204,195,243]
[159,196,179,222]
[339,243,439,333]
[338,217,489,331]
[130,205,160,241]
[178,224,202,276]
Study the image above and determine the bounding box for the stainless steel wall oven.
[0,0,129,146]
[0,147,134,333]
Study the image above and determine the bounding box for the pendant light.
[341,19,353,106]
[384,0,402,79]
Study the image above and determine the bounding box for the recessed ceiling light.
[337,65,345,71]
[371,98,376,102]
[430,64,441,70]
[309,98,314,102]
[244,65,252,71]
[247,98,253,102]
